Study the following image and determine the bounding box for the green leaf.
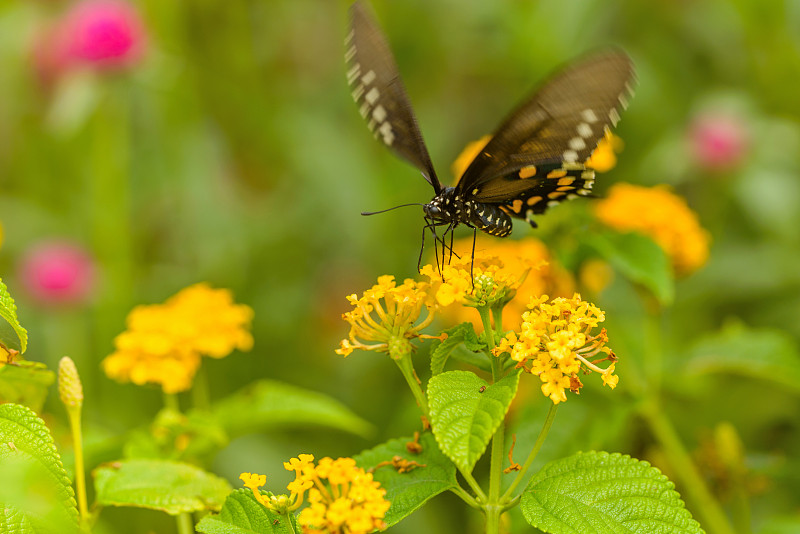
[430,322,482,375]
[0,403,79,534]
[94,459,231,515]
[196,489,297,534]
[521,451,703,534]
[684,322,800,392]
[212,379,373,438]
[427,370,520,472]
[0,361,55,413]
[353,433,458,528]
[585,231,674,305]
[0,278,28,353]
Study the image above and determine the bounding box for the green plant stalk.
[91,84,133,357]
[450,485,480,509]
[66,404,90,524]
[393,351,429,417]
[502,402,559,503]
[176,512,194,534]
[163,392,180,412]
[479,306,504,534]
[639,400,735,534]
[192,364,211,411]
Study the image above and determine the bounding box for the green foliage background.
[1,0,799,532]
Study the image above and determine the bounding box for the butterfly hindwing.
[496,166,596,225]
[456,52,635,204]
[346,1,441,192]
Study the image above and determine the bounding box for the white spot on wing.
[372,105,387,122]
[562,149,579,163]
[577,122,592,138]
[346,63,361,85]
[361,70,376,85]
[581,109,598,123]
[344,46,357,62]
[351,84,365,101]
[568,137,586,151]
[379,122,395,145]
[365,87,380,105]
[609,108,621,126]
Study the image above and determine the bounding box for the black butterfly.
[346,1,635,267]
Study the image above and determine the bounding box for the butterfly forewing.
[346,2,441,192]
[457,52,635,204]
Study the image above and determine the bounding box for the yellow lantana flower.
[428,236,574,331]
[494,294,616,404]
[586,132,624,173]
[242,455,390,534]
[594,183,711,276]
[336,275,434,358]
[103,283,253,393]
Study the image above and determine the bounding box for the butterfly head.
[422,187,467,225]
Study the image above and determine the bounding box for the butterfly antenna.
[361,203,424,216]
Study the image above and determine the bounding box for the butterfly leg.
[470,227,477,288]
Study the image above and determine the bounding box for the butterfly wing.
[456,52,635,217]
[346,1,442,193]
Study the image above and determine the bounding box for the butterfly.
[345,0,635,268]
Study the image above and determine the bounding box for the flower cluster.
[19,241,96,306]
[688,111,749,172]
[336,275,434,358]
[103,283,253,393]
[586,132,624,173]
[494,294,617,404]
[594,183,711,276]
[34,0,147,83]
[427,237,574,331]
[241,455,390,534]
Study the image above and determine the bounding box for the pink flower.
[688,112,750,172]
[33,0,146,80]
[19,241,96,306]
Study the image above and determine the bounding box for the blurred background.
[1,0,799,532]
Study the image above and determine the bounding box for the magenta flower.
[62,0,147,68]
[688,112,750,172]
[19,241,97,306]
[33,0,146,80]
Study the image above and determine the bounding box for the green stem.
[67,405,90,526]
[639,401,735,534]
[191,364,211,411]
[450,485,480,508]
[176,512,194,534]
[91,85,133,363]
[479,306,505,534]
[458,466,487,502]
[502,402,558,501]
[393,351,429,417]
[163,392,180,412]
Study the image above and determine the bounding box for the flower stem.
[163,392,180,412]
[479,306,504,534]
[393,351,429,417]
[192,364,211,411]
[502,402,558,502]
[176,512,194,534]
[639,400,736,534]
[67,404,90,524]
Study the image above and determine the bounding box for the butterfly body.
[423,187,513,238]
[346,1,635,263]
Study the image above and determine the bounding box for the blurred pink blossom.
[33,0,146,81]
[19,241,96,305]
[688,112,749,171]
